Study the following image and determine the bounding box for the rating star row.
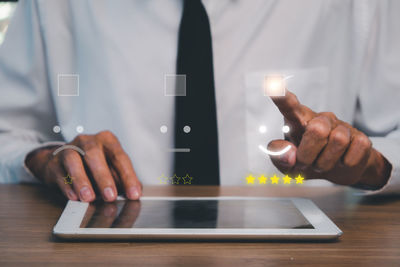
[246,174,304,185]
[158,174,193,185]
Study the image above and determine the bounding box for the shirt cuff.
[356,137,400,195]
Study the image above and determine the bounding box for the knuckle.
[84,145,102,158]
[353,134,372,150]
[97,130,115,140]
[330,129,350,147]
[107,141,124,152]
[80,139,98,151]
[343,158,358,168]
[306,119,330,139]
[319,112,337,120]
[73,134,89,144]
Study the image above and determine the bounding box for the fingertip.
[103,187,117,202]
[67,189,78,201]
[267,140,297,170]
[283,148,297,166]
[267,139,281,150]
[127,186,141,200]
[79,186,96,202]
[276,148,296,168]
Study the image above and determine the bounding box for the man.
[0,0,399,202]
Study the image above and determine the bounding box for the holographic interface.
[160,125,191,153]
[258,125,292,156]
[158,174,193,185]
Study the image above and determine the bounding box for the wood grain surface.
[0,184,399,266]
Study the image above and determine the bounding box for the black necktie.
[174,0,220,185]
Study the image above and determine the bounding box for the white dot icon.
[76,125,84,133]
[259,125,267,134]
[282,125,290,133]
[160,125,168,134]
[53,125,61,133]
[183,125,191,133]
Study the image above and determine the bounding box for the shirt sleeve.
[0,0,61,183]
[354,0,400,194]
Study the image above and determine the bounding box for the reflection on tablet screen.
[81,199,313,229]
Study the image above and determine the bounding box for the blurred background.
[0,0,17,45]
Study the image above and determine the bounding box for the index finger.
[270,90,315,127]
[101,133,142,200]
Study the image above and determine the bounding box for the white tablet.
[53,196,342,240]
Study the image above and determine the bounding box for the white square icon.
[164,74,186,96]
[263,75,286,97]
[58,74,79,96]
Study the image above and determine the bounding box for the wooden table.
[0,184,399,266]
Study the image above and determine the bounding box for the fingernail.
[67,190,78,200]
[127,186,140,200]
[103,187,115,201]
[80,186,93,202]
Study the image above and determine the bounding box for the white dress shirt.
[0,0,399,193]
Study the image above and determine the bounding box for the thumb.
[266,139,297,173]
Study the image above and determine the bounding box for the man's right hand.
[25,130,142,202]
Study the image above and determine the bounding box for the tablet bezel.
[53,196,342,240]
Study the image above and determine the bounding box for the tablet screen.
[80,199,313,229]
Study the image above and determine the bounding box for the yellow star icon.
[270,174,280,184]
[258,175,268,184]
[295,174,304,184]
[182,174,193,184]
[246,174,255,184]
[283,175,292,184]
[63,174,73,185]
[158,174,169,184]
[171,174,181,185]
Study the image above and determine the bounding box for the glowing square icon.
[164,74,186,96]
[263,75,286,96]
[58,74,79,96]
